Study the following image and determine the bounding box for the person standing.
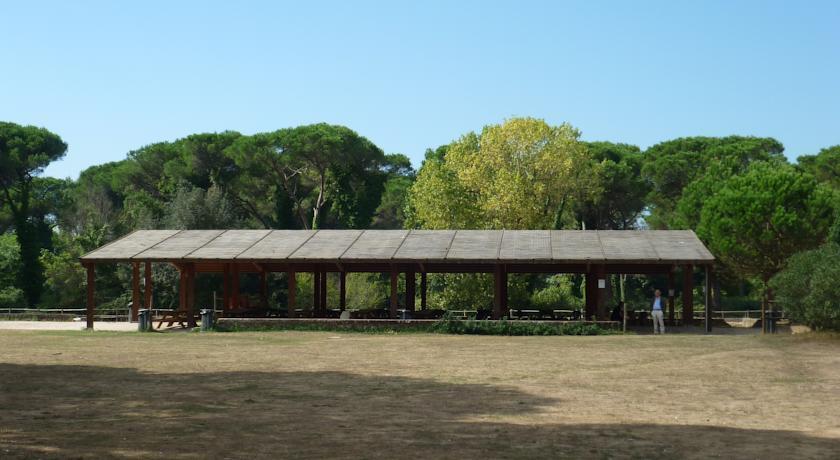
[652,289,665,334]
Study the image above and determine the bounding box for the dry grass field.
[1,330,839,459]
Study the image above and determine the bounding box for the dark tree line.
[1,119,838,325]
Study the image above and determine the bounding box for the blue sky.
[2,0,839,179]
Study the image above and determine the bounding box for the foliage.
[39,228,109,309]
[697,162,835,287]
[429,315,609,335]
[371,176,413,229]
[575,142,648,229]
[163,182,243,229]
[405,148,481,229]
[427,274,493,311]
[797,145,840,190]
[0,122,68,305]
[408,118,597,230]
[770,244,840,331]
[344,273,388,309]
[642,136,785,229]
[530,275,583,310]
[225,123,387,229]
[0,233,24,308]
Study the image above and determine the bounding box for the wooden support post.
[683,264,694,326]
[389,269,398,318]
[501,265,508,318]
[595,265,606,321]
[406,269,415,312]
[420,272,427,310]
[232,264,240,310]
[320,271,328,313]
[667,270,676,325]
[339,271,346,311]
[131,262,141,322]
[313,271,321,316]
[493,265,503,319]
[178,266,187,312]
[287,271,297,318]
[186,263,197,327]
[144,262,153,310]
[585,271,596,320]
[222,263,230,312]
[704,265,712,333]
[85,263,95,330]
[260,271,268,309]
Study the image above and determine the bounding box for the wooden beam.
[313,271,321,315]
[222,263,230,312]
[704,265,712,333]
[594,265,607,320]
[287,271,296,318]
[667,270,675,325]
[683,264,694,326]
[501,265,508,317]
[339,271,346,311]
[144,262,153,310]
[493,265,503,319]
[232,263,240,310]
[260,271,268,308]
[320,270,328,313]
[131,262,140,322]
[186,263,197,328]
[584,272,596,321]
[406,269,415,312]
[85,263,95,330]
[178,266,187,313]
[389,269,398,318]
[420,272,427,310]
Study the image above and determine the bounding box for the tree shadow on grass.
[0,364,837,459]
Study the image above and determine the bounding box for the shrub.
[429,314,607,336]
[770,244,840,331]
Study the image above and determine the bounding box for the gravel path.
[0,321,136,331]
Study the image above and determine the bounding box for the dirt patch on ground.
[1,331,838,459]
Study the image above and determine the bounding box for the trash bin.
[138,309,151,332]
[200,309,215,332]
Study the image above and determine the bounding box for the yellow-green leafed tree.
[408,118,598,230]
[405,148,483,229]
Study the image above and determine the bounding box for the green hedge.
[428,316,609,336]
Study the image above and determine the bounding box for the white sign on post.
[598,279,606,289]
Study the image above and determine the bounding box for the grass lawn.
[1,331,839,459]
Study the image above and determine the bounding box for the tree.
[372,154,415,229]
[797,145,840,190]
[574,142,647,229]
[408,118,597,230]
[282,124,385,229]
[642,136,785,228]
[696,162,835,314]
[225,124,387,229]
[770,243,840,331]
[0,233,24,308]
[163,182,244,229]
[406,145,482,229]
[0,122,67,305]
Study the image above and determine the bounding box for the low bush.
[770,243,840,332]
[428,314,608,336]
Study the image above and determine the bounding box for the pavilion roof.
[80,229,714,265]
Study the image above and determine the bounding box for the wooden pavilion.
[79,229,715,329]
